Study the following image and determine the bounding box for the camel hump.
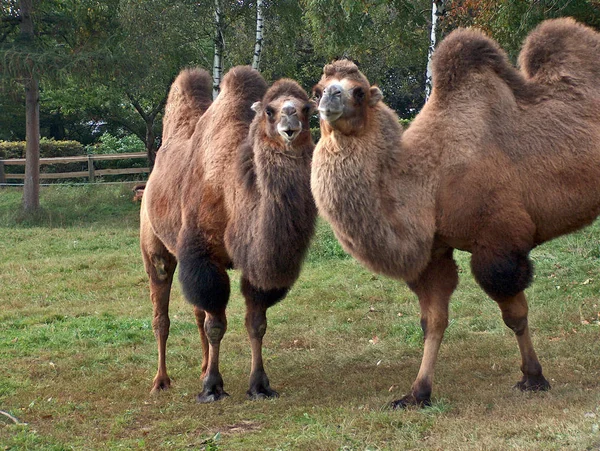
[219,66,268,100]
[518,18,600,84]
[432,28,523,94]
[163,68,212,141]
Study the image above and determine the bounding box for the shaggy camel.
[311,18,600,407]
[140,66,316,402]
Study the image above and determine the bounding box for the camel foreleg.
[241,277,288,400]
[393,248,458,408]
[497,292,550,391]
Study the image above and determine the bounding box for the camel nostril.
[284,130,294,138]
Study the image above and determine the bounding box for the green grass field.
[1,185,599,450]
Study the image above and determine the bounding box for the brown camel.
[311,18,600,408]
[140,66,316,402]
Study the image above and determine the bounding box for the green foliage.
[85,132,145,155]
[0,138,84,159]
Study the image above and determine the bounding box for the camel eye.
[353,87,365,102]
[265,107,274,118]
[313,87,322,101]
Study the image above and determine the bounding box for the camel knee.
[471,250,533,300]
[420,314,448,340]
[178,251,230,314]
[204,316,227,345]
[502,314,528,336]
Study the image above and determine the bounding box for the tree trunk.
[212,0,224,99]
[20,0,40,212]
[252,0,264,71]
[145,120,157,168]
[425,0,445,102]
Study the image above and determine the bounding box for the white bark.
[252,0,264,71]
[212,0,224,99]
[425,0,445,102]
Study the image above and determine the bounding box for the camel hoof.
[390,393,431,409]
[246,386,279,400]
[150,377,171,393]
[196,390,230,404]
[513,375,551,392]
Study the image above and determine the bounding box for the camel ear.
[251,101,262,113]
[305,100,317,116]
[369,87,383,106]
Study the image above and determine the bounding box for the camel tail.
[432,28,528,97]
[518,18,600,86]
[162,68,212,142]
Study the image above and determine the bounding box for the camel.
[140,66,316,402]
[311,18,600,408]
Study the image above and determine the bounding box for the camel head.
[251,79,316,148]
[313,59,382,134]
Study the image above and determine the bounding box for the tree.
[425,0,445,101]
[213,0,224,98]
[20,0,40,212]
[252,0,265,70]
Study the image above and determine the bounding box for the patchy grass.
[1,185,599,450]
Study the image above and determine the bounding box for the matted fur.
[312,18,600,406]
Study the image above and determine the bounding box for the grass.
[1,185,599,450]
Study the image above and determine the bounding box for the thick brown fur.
[311,18,600,407]
[140,66,316,401]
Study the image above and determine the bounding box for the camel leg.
[193,307,209,377]
[241,277,288,400]
[195,308,229,403]
[141,222,177,393]
[470,245,550,391]
[392,248,458,408]
[496,292,550,391]
[177,233,231,403]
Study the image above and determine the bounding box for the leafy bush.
[0,139,85,159]
[85,132,145,154]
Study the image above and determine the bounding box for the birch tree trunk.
[212,0,224,99]
[20,0,40,212]
[252,0,264,71]
[425,0,445,102]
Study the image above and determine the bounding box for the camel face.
[252,96,315,147]
[313,60,382,133]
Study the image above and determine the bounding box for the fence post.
[87,155,95,182]
[0,161,5,187]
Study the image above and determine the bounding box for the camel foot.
[246,371,279,400]
[196,372,228,403]
[513,374,551,392]
[247,385,279,400]
[196,389,230,404]
[390,393,431,409]
[150,376,171,393]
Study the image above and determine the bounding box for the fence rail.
[0,152,149,184]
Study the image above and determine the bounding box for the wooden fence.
[0,152,149,184]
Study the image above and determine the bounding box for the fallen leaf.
[369,336,379,345]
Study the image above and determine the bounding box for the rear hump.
[162,68,212,142]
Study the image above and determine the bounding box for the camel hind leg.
[241,276,289,400]
[141,221,177,393]
[392,247,459,408]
